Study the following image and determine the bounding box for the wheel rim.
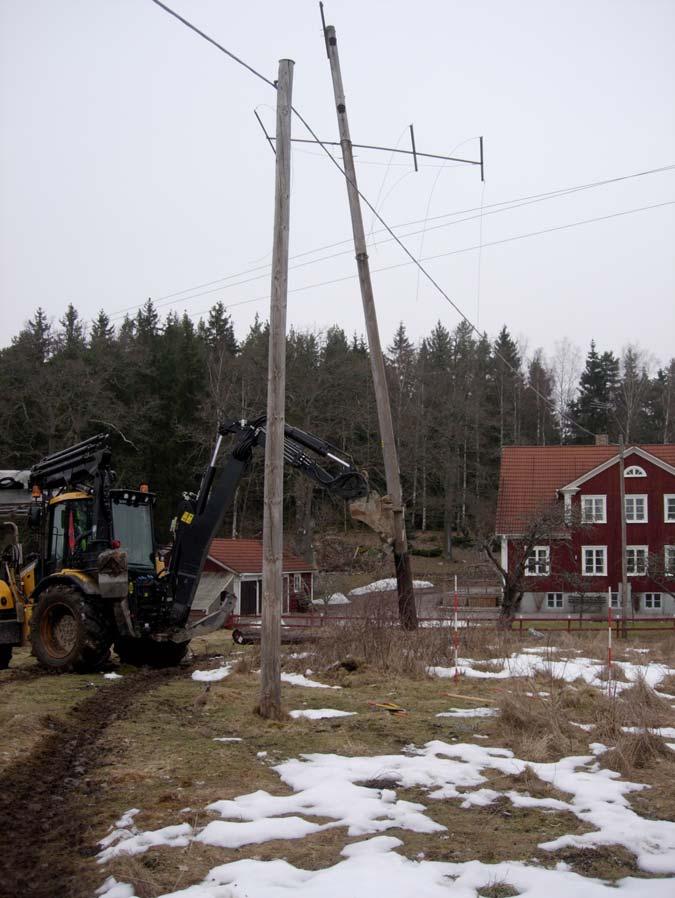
[41,602,78,658]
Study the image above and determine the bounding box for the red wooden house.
[496,443,675,615]
[193,538,315,617]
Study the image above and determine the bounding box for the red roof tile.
[495,444,675,534]
[208,538,315,574]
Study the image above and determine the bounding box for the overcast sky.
[1,0,674,368]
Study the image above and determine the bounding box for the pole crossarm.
[262,134,483,168]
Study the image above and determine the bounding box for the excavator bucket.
[349,490,395,549]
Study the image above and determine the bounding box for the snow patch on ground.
[281,672,341,689]
[103,672,123,680]
[428,652,674,689]
[436,707,498,718]
[98,823,192,863]
[349,578,433,595]
[98,840,675,898]
[98,736,675,892]
[312,592,351,605]
[213,737,242,743]
[192,663,233,682]
[289,708,356,720]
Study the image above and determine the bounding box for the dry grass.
[493,681,583,761]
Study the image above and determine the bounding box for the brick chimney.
[595,434,609,446]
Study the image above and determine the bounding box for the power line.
[111,198,675,323]
[108,166,675,320]
[145,0,672,438]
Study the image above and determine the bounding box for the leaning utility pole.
[618,434,629,638]
[322,19,417,629]
[260,59,294,719]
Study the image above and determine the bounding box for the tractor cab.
[109,488,156,573]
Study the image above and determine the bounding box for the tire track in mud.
[0,665,188,898]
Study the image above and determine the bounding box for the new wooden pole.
[323,22,417,629]
[260,59,294,719]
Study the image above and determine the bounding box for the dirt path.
[0,666,185,898]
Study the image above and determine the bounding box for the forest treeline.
[1,300,673,552]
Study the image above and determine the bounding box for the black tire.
[0,645,12,670]
[30,586,113,673]
[114,637,190,668]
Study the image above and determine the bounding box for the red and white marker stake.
[453,574,460,682]
[607,586,613,694]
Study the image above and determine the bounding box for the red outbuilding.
[192,538,315,617]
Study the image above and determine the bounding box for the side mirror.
[28,504,42,530]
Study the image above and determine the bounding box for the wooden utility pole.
[323,21,417,629]
[260,59,294,719]
[618,434,629,638]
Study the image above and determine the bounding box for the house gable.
[559,447,675,495]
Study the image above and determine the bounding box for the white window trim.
[582,545,607,576]
[626,545,648,576]
[526,545,550,576]
[665,495,675,523]
[546,592,564,609]
[581,494,607,524]
[625,494,648,523]
[643,592,662,610]
[609,590,620,609]
[293,573,303,592]
[665,546,675,575]
[624,465,647,478]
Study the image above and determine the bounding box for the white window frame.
[581,495,606,524]
[665,546,675,575]
[665,495,675,523]
[293,573,303,593]
[582,546,607,576]
[546,592,563,609]
[643,592,662,610]
[525,545,550,576]
[609,590,620,609]
[624,465,646,478]
[625,494,648,523]
[626,545,648,576]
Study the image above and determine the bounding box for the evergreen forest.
[1,300,673,552]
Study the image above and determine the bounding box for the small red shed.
[194,538,315,616]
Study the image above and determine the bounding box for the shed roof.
[208,538,315,575]
[495,444,675,535]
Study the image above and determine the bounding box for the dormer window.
[624,465,646,478]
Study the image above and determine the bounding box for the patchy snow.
[192,663,233,682]
[428,652,674,690]
[213,737,242,743]
[98,823,192,863]
[96,877,136,898]
[103,672,123,680]
[436,707,498,718]
[97,839,675,898]
[290,708,356,720]
[349,578,433,595]
[312,592,351,605]
[622,726,675,739]
[281,672,341,689]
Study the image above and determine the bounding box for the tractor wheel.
[114,637,190,668]
[0,645,12,669]
[30,586,113,673]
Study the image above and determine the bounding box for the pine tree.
[569,341,619,441]
[90,310,115,345]
[205,302,237,354]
